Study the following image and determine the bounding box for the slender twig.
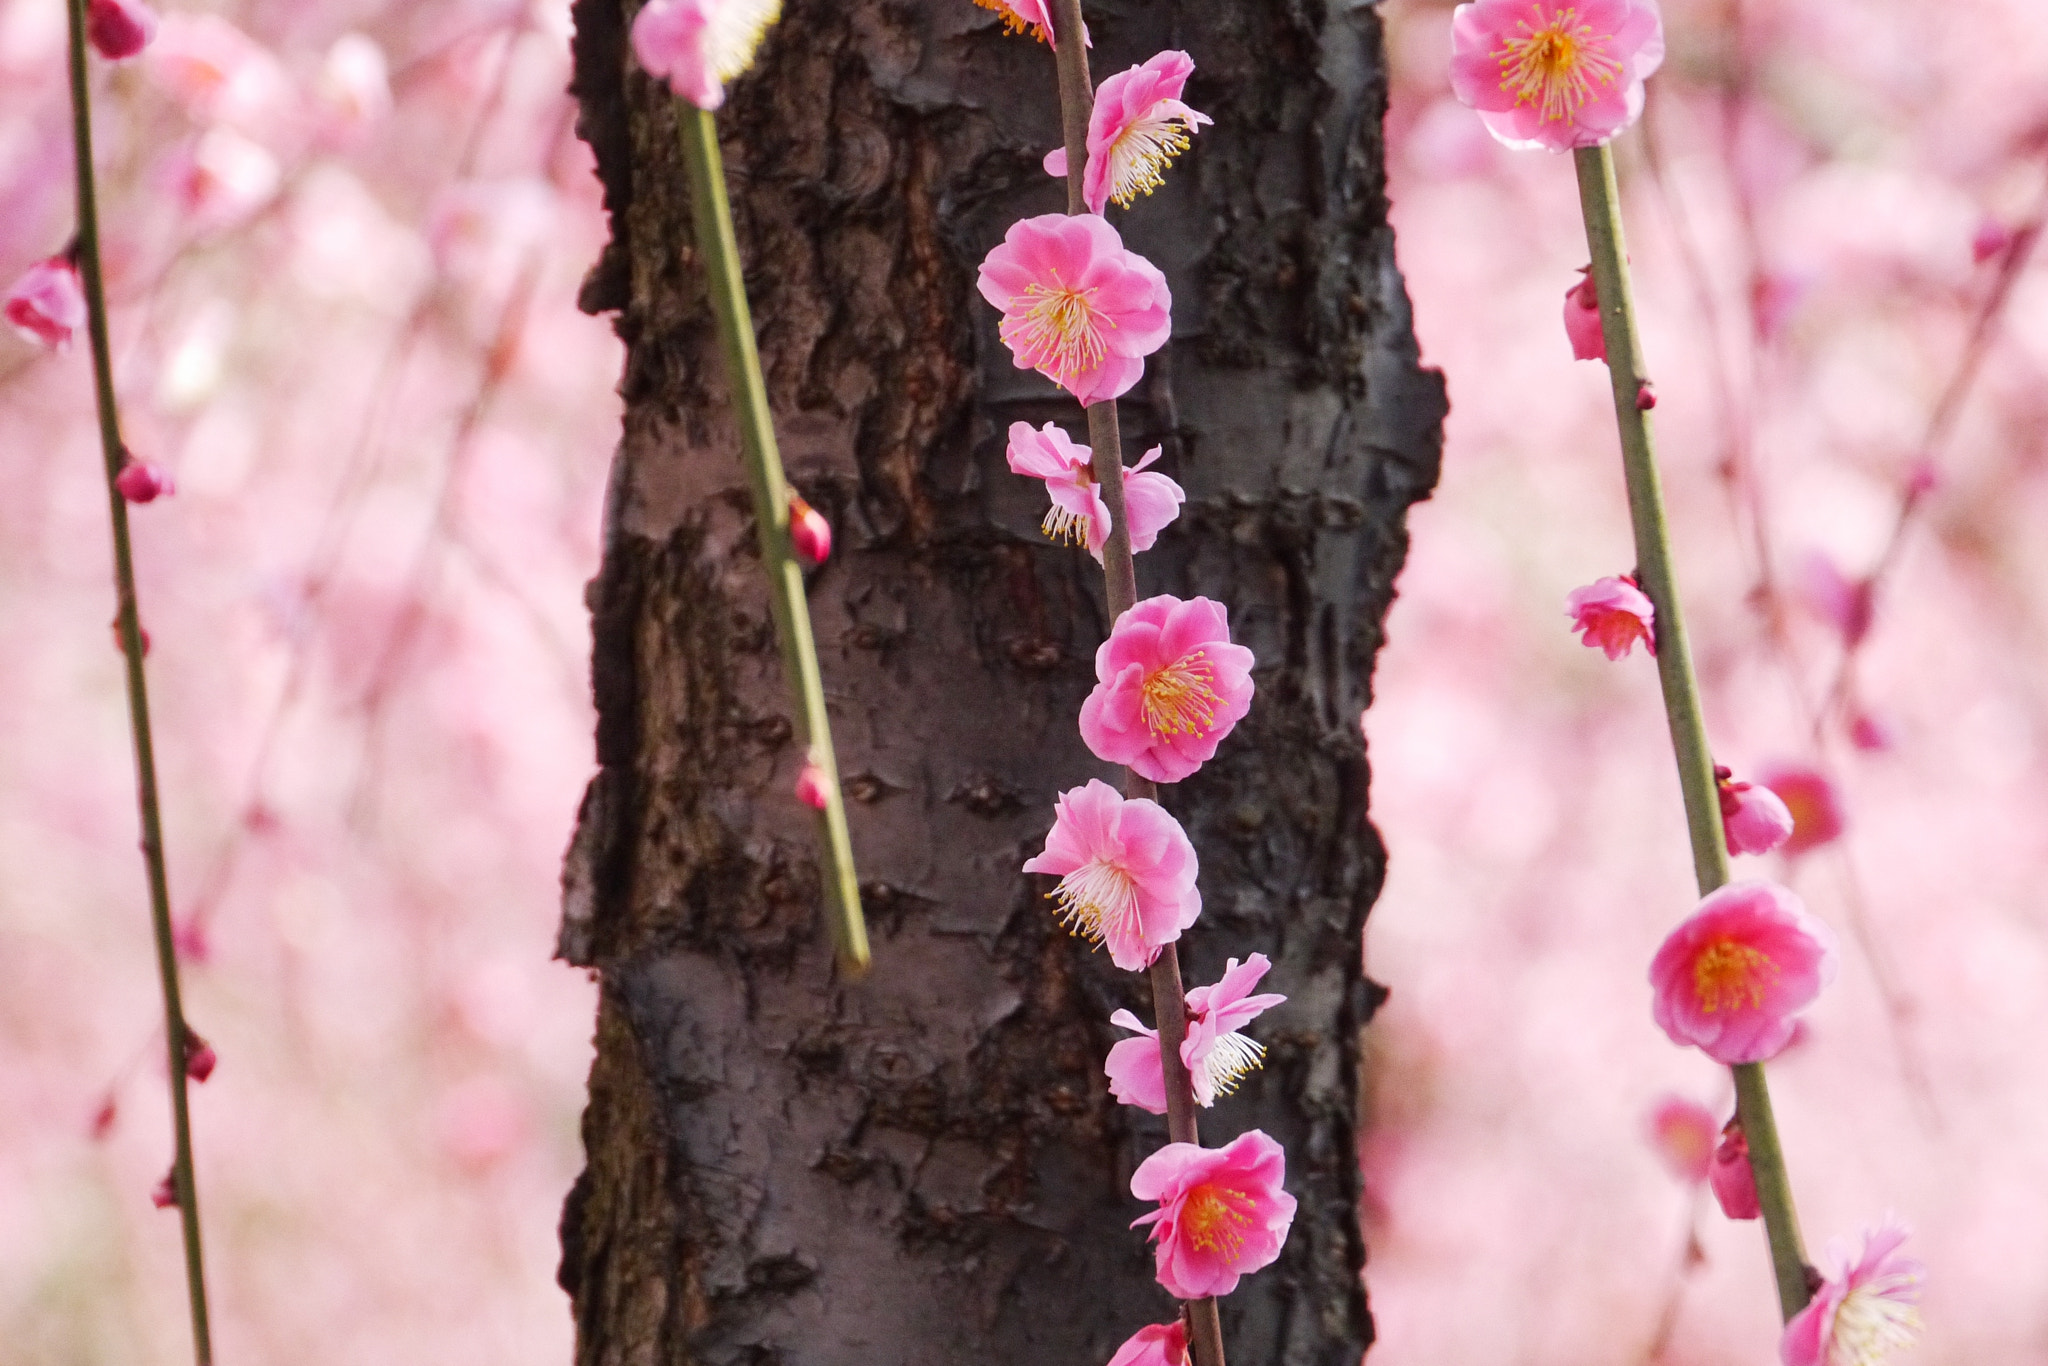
[673,102,869,973]
[63,0,213,1360]
[1574,144,1811,1322]
[1046,6,1223,1365]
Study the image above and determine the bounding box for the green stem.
[673,103,869,973]
[63,3,213,1361]
[1574,144,1810,1320]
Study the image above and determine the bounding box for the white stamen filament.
[1051,858,1140,949]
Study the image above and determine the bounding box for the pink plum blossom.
[1566,575,1654,659]
[148,15,294,130]
[159,128,282,233]
[1107,1323,1189,1366]
[315,34,394,145]
[1130,1130,1296,1299]
[116,459,175,504]
[1781,1220,1925,1366]
[1105,1011,1169,1113]
[787,494,831,565]
[1022,779,1201,971]
[977,213,1172,407]
[1448,0,1665,152]
[1079,51,1212,216]
[1649,880,1839,1065]
[1080,596,1255,783]
[1759,764,1847,855]
[1564,266,1605,360]
[1645,1095,1716,1184]
[1006,423,1185,559]
[1710,1117,1760,1220]
[632,0,782,110]
[88,0,159,61]
[4,255,86,351]
[970,0,1072,47]
[1717,766,1794,857]
[1105,954,1286,1113]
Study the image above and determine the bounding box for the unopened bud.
[1635,380,1657,410]
[1562,266,1605,363]
[151,1171,179,1209]
[788,494,831,565]
[183,1029,217,1083]
[1708,1117,1759,1220]
[88,0,159,61]
[115,457,175,504]
[111,618,151,656]
[794,760,831,811]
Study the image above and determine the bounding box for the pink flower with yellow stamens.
[1077,50,1212,216]
[1649,880,1838,1065]
[978,213,1172,407]
[1106,1323,1189,1366]
[1448,0,1664,152]
[970,0,1068,46]
[1079,595,1255,784]
[631,0,782,110]
[1131,1130,1296,1299]
[1006,425,1186,560]
[1645,1095,1716,1185]
[1566,574,1655,659]
[1105,953,1286,1113]
[1780,1220,1925,1366]
[1022,779,1201,971]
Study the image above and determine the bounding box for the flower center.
[1040,467,1096,545]
[1691,939,1778,1014]
[1180,1184,1252,1259]
[971,0,1049,43]
[1140,650,1221,738]
[707,0,782,81]
[1829,1277,1923,1366]
[1107,110,1196,208]
[1050,858,1140,948]
[1003,278,1110,384]
[1494,7,1623,123]
[1197,1031,1267,1101]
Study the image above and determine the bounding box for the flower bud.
[4,255,86,351]
[183,1028,217,1083]
[116,457,175,504]
[794,760,831,811]
[788,495,831,566]
[1709,1117,1760,1220]
[151,1171,179,1209]
[88,0,160,60]
[1563,268,1605,362]
[1716,766,1794,857]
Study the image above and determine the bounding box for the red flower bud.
[183,1029,217,1083]
[788,494,831,566]
[794,760,831,811]
[1709,1118,1760,1220]
[151,1171,179,1209]
[115,457,175,504]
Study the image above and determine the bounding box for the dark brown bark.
[556,3,1446,1364]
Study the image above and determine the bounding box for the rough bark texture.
[556,2,1446,1364]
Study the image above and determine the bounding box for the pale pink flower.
[1717,766,1794,857]
[159,127,282,232]
[1564,266,1604,360]
[149,15,294,129]
[1080,595,1255,783]
[1023,779,1201,971]
[1078,51,1212,216]
[1106,954,1285,1113]
[316,34,394,145]
[1645,1095,1716,1184]
[1759,764,1847,855]
[1007,423,1184,559]
[788,494,831,564]
[977,214,1172,407]
[116,458,175,504]
[1131,1130,1296,1299]
[794,761,831,811]
[1566,575,1654,659]
[1798,550,1874,646]
[88,0,159,61]
[632,0,782,110]
[1448,0,1664,152]
[1107,1323,1189,1366]
[1781,1220,1925,1366]
[1710,1116,1760,1220]
[1649,880,1838,1065]
[4,255,86,351]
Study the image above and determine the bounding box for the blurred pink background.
[1,0,2042,1362]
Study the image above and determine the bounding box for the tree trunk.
[554,2,1445,1364]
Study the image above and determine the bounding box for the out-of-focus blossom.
[1447,0,1664,151]
[787,494,831,565]
[1904,457,1939,501]
[631,0,781,110]
[1759,764,1847,854]
[1797,551,1874,647]
[315,34,393,144]
[1649,880,1838,1064]
[149,14,294,130]
[1972,217,2013,264]
[1751,271,1810,343]
[1023,779,1201,971]
[5,255,86,351]
[794,760,830,811]
[1781,1220,1925,1366]
[435,1075,529,1170]
[116,458,175,504]
[171,917,210,963]
[159,127,281,233]
[1078,51,1211,216]
[1564,266,1604,360]
[1131,1130,1296,1299]
[1079,595,1256,784]
[1646,1095,1716,1184]
[971,0,1067,46]
[87,0,158,61]
[1107,954,1286,1113]
[1709,1117,1760,1220]
[1717,766,1794,856]
[1106,1322,1189,1366]
[1849,713,1895,752]
[151,1172,177,1208]
[182,1029,216,1082]
[1566,575,1654,659]
[427,178,558,288]
[977,213,1171,407]
[89,1096,118,1141]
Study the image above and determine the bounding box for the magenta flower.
[977,214,1172,407]
[1760,764,1847,855]
[631,0,781,110]
[1709,1117,1760,1220]
[1074,51,1212,216]
[5,255,87,351]
[1717,766,1795,857]
[1131,1130,1297,1299]
[1007,423,1186,560]
[787,494,831,565]
[1448,0,1665,152]
[1645,1095,1716,1185]
[1105,953,1286,1113]
[1079,595,1256,783]
[1649,880,1839,1065]
[1781,1220,1925,1366]
[1106,1323,1189,1366]
[88,0,159,61]
[1023,779,1201,971]
[1566,575,1655,659]
[1564,266,1605,360]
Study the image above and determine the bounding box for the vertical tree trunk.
[555,3,1445,1364]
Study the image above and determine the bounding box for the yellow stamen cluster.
[1106,113,1196,208]
[1002,279,1109,382]
[1830,1279,1924,1366]
[1140,650,1221,739]
[1181,1185,1252,1258]
[1692,939,1779,1014]
[1201,1032,1268,1100]
[1050,859,1139,948]
[971,0,1049,43]
[1493,7,1623,124]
